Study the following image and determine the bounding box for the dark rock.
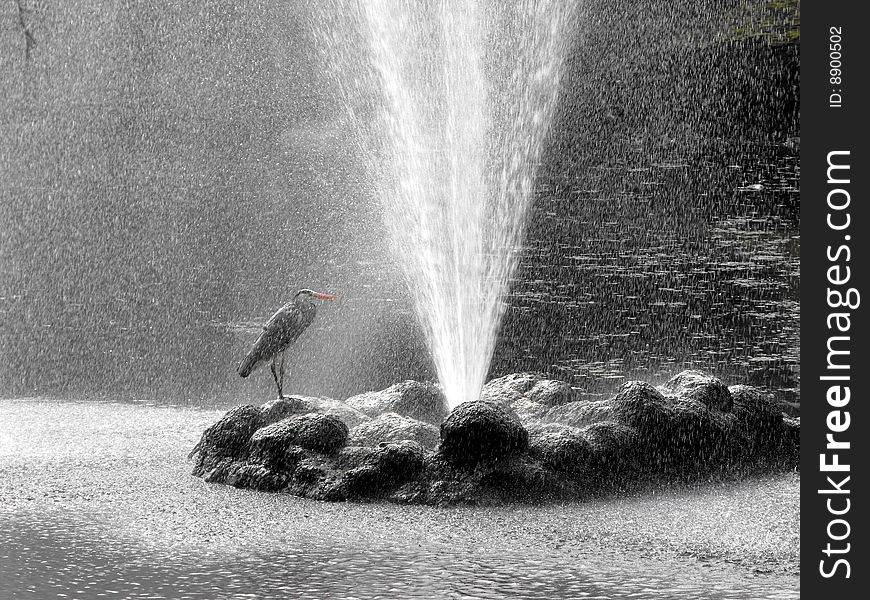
[189,404,263,460]
[779,416,800,462]
[479,455,561,498]
[191,373,802,505]
[667,397,743,469]
[729,385,785,426]
[345,380,449,425]
[388,481,428,504]
[335,445,379,470]
[439,400,529,466]
[249,441,307,472]
[609,381,673,434]
[251,413,348,456]
[347,412,440,448]
[225,462,287,492]
[528,423,594,474]
[365,440,426,480]
[544,400,614,429]
[729,385,786,455]
[662,370,733,411]
[580,421,641,475]
[340,440,426,497]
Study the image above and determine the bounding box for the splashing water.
[320,1,572,408]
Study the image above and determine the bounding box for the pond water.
[0,400,800,600]
[0,138,799,410]
[0,3,799,409]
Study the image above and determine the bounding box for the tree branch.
[15,0,37,60]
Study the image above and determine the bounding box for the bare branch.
[15,0,37,60]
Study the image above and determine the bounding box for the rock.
[580,421,641,474]
[251,413,348,456]
[729,385,784,427]
[511,399,550,425]
[667,397,743,469]
[225,462,288,492]
[388,481,428,504]
[609,381,673,434]
[439,400,529,466]
[779,416,800,461]
[478,455,561,498]
[347,412,440,448]
[345,380,449,425]
[335,445,379,470]
[729,385,786,455]
[528,423,593,474]
[544,400,614,429]
[261,396,369,429]
[261,396,315,425]
[661,370,732,411]
[311,397,371,428]
[189,404,263,459]
[340,440,426,497]
[480,372,540,405]
[527,379,574,407]
[481,373,574,409]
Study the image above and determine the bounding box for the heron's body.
[237,289,336,398]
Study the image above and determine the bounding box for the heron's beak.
[316,293,338,299]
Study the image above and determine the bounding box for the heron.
[238,289,337,398]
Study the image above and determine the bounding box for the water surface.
[0,399,799,599]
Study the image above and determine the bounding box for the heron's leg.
[278,351,287,399]
[270,355,282,399]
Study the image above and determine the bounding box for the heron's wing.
[249,303,307,358]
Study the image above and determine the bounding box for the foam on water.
[321,1,573,407]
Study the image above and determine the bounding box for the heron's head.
[294,289,338,303]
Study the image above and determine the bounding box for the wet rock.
[779,416,800,462]
[347,412,440,448]
[480,372,539,405]
[388,481,428,504]
[261,396,314,425]
[544,400,614,429]
[189,404,263,459]
[439,400,529,466]
[309,397,371,429]
[527,379,574,407]
[261,396,369,429]
[250,413,348,456]
[340,441,426,497]
[478,455,561,498]
[581,421,641,474]
[481,373,574,409]
[334,445,379,470]
[609,381,673,434]
[729,385,784,427]
[661,370,732,412]
[191,373,802,505]
[667,398,743,469]
[729,385,786,454]
[225,462,287,492]
[345,380,449,425]
[511,398,550,425]
[528,423,593,474]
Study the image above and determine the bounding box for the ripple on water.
[0,512,798,600]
